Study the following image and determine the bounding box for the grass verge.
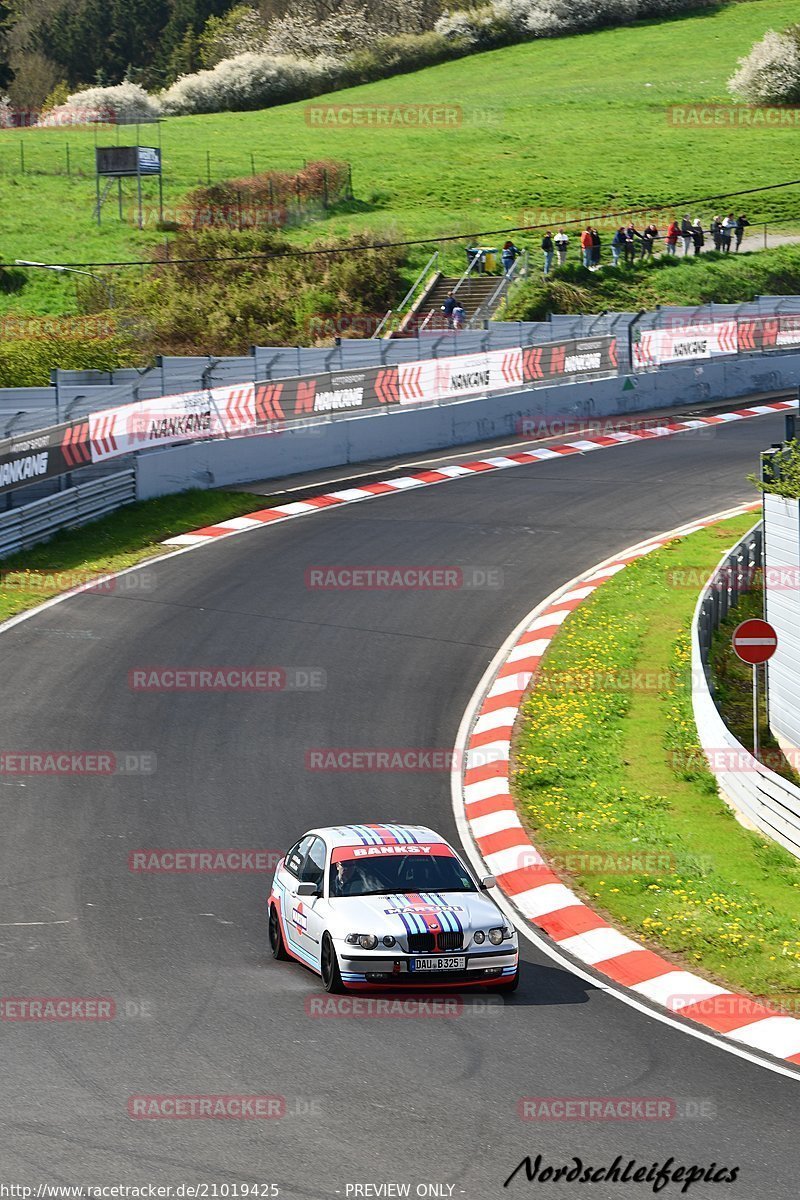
[0,489,273,623]
[513,512,800,1006]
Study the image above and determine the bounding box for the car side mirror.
[296,881,320,897]
[481,875,496,889]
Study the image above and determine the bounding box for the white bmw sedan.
[268,822,519,993]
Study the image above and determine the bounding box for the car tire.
[321,933,344,994]
[269,904,288,960]
[495,968,520,992]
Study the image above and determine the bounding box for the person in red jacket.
[665,219,680,257]
[580,226,593,268]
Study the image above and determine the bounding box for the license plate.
[410,956,466,972]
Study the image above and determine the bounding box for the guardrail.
[0,469,135,557]
[691,519,800,860]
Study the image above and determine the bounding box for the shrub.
[113,227,407,356]
[40,82,161,125]
[161,52,341,115]
[728,26,800,105]
[0,330,134,388]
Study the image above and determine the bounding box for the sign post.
[732,618,778,760]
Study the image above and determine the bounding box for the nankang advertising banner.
[88,383,256,463]
[522,336,618,384]
[633,322,737,367]
[399,348,523,405]
[255,366,398,424]
[0,420,91,496]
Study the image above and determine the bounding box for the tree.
[0,2,14,90]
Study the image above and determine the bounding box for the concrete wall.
[692,520,800,861]
[135,353,800,500]
[764,493,800,754]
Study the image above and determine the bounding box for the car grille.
[407,931,463,954]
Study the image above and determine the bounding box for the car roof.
[305,823,450,851]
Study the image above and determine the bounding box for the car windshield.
[329,853,477,898]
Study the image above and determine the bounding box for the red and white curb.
[454,501,800,1071]
[160,400,796,548]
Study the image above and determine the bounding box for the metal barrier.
[692,519,800,860]
[0,469,135,557]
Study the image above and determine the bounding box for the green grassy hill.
[1,0,799,317]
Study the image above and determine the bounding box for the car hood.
[329,890,505,935]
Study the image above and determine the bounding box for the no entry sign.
[732,618,778,665]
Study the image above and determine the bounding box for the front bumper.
[338,944,519,988]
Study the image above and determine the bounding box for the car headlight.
[473,930,485,944]
[345,933,379,950]
[382,935,396,947]
[488,927,506,945]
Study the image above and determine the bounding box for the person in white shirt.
[553,229,569,267]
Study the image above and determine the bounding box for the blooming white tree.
[39,82,161,125]
[161,52,341,115]
[728,27,800,105]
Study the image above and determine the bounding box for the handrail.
[373,250,439,338]
[466,250,528,329]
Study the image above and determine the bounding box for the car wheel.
[268,904,288,960]
[321,933,344,993]
[495,969,520,993]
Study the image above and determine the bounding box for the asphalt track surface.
[1,410,798,1198]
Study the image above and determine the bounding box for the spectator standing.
[721,213,736,253]
[611,227,626,267]
[452,303,465,331]
[541,231,554,275]
[711,216,722,251]
[681,214,693,256]
[554,228,569,266]
[591,227,601,268]
[666,219,680,257]
[441,292,457,327]
[735,214,750,252]
[580,226,593,268]
[624,223,639,266]
[502,240,521,276]
[691,218,704,256]
[641,223,658,259]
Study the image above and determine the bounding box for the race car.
[267,823,519,992]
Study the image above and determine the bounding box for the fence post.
[250,151,255,177]
[206,149,211,185]
[237,188,242,231]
